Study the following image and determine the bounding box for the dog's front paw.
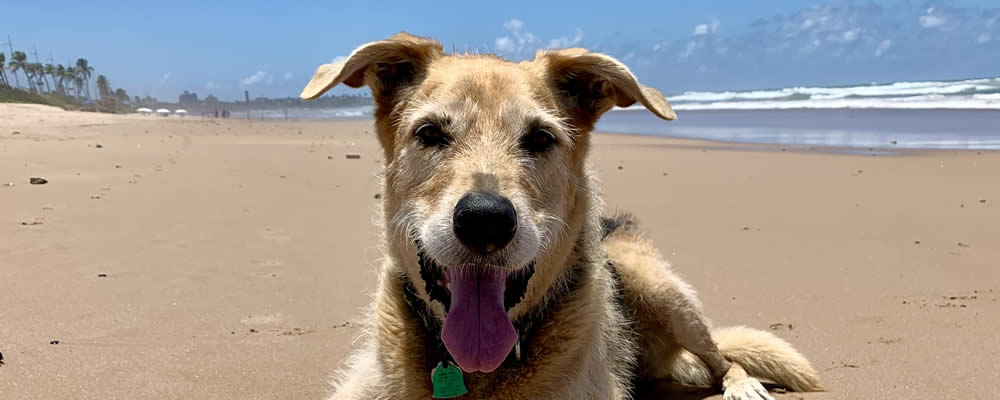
[722,377,775,400]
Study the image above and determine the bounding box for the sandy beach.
[1,104,998,399]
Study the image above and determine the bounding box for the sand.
[1,104,998,399]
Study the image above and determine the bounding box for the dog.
[301,33,822,400]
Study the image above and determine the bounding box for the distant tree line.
[1,47,129,112]
[143,90,374,113]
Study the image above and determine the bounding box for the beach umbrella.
[156,108,170,117]
[136,107,153,113]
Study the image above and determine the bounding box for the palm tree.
[0,52,8,87]
[74,75,84,98]
[54,64,67,95]
[9,51,29,91]
[23,63,36,92]
[30,63,50,93]
[44,64,56,93]
[96,75,111,99]
[114,88,129,104]
[25,63,41,93]
[64,65,79,98]
[75,58,94,99]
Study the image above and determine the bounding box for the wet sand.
[1,104,998,399]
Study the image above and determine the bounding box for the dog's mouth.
[416,241,534,373]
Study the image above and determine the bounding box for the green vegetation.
[128,90,374,116]
[2,42,371,114]
[1,47,130,113]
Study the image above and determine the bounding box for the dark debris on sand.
[29,177,48,185]
[769,323,794,331]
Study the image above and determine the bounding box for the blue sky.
[4,0,999,101]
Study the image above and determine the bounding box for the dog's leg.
[660,271,772,400]
[665,285,728,380]
[721,363,775,400]
[603,215,776,400]
[666,293,774,400]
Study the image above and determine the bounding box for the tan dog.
[301,33,822,400]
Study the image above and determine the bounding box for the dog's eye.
[414,123,450,148]
[520,129,557,155]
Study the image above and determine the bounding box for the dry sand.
[1,104,998,399]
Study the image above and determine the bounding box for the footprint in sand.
[249,259,283,278]
[241,313,286,327]
[238,314,314,338]
[261,228,291,242]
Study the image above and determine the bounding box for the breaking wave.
[657,77,1000,110]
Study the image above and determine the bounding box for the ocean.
[247,77,1000,150]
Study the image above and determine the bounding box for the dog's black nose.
[453,192,517,254]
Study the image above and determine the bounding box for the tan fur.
[302,33,822,400]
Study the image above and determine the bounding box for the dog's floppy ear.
[537,48,675,126]
[300,32,443,100]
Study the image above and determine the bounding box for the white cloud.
[680,41,697,59]
[919,15,946,28]
[495,36,515,53]
[240,70,271,87]
[978,34,992,44]
[205,81,217,89]
[841,29,860,42]
[546,29,584,49]
[875,39,892,56]
[693,19,720,36]
[331,55,348,64]
[493,19,585,55]
[153,73,170,86]
[283,72,294,80]
[494,18,540,53]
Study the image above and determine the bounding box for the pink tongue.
[441,268,517,373]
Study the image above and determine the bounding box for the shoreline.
[3,105,995,157]
[591,130,996,157]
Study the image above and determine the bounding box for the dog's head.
[302,33,673,373]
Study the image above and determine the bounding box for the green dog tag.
[431,361,468,398]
